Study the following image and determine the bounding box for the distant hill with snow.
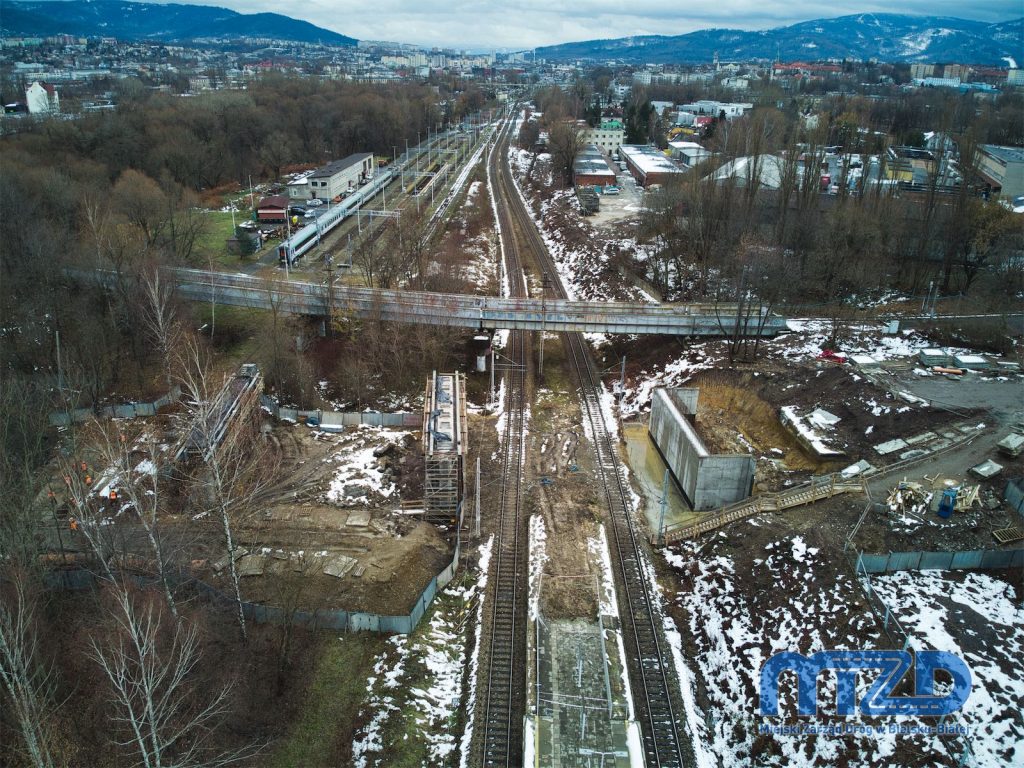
[1,0,357,46]
[536,14,1023,66]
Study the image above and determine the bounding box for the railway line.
[489,108,695,767]
[472,110,530,768]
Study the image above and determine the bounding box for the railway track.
[493,109,695,767]
[473,107,529,768]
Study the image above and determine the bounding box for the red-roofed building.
[256,195,290,222]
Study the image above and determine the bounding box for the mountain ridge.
[1,0,358,46]
[535,14,1024,66]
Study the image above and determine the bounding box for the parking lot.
[588,165,645,226]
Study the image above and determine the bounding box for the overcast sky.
[167,0,1019,49]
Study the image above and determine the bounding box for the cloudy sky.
[167,0,1018,49]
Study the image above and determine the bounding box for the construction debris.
[887,480,931,518]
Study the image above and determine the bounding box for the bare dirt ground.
[197,419,453,615]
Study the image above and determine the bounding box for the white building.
[25,81,59,114]
[709,155,788,189]
[1008,69,1024,86]
[290,154,376,201]
[678,100,752,119]
[619,144,683,186]
[583,122,624,154]
[668,140,712,167]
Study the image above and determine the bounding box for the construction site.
[8,101,1023,768]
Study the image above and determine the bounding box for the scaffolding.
[422,371,467,524]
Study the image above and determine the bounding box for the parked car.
[289,206,307,216]
[307,198,324,207]
[603,186,620,195]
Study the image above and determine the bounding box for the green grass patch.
[268,635,383,768]
[190,303,266,364]
[194,211,241,268]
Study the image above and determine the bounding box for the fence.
[856,548,1024,574]
[49,387,181,427]
[1006,478,1024,518]
[43,503,464,636]
[852,552,979,768]
[260,395,420,430]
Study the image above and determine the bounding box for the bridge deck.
[83,267,789,336]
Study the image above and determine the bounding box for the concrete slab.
[898,448,930,461]
[954,354,989,370]
[875,438,909,456]
[346,510,372,528]
[970,459,1003,479]
[237,554,266,577]
[323,554,358,578]
[841,460,877,479]
[850,354,880,369]
[905,431,939,446]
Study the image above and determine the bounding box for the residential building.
[1008,69,1024,86]
[619,144,683,186]
[25,81,59,114]
[910,63,936,79]
[920,77,961,89]
[943,64,969,80]
[977,145,1024,199]
[583,120,624,154]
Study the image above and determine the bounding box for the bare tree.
[546,119,586,187]
[141,269,183,392]
[0,571,60,768]
[90,587,255,768]
[92,423,180,621]
[176,335,273,643]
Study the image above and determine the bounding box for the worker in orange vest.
[69,518,79,531]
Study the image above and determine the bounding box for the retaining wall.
[649,387,755,510]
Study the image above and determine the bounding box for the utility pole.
[658,468,669,546]
[55,329,63,396]
[324,255,334,338]
[539,271,551,377]
[619,356,626,397]
[284,212,291,280]
[489,346,496,410]
[475,456,481,538]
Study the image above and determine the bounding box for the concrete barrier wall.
[261,396,419,430]
[649,387,754,511]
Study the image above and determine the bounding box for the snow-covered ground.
[322,426,410,506]
[870,570,1024,768]
[353,545,491,768]
[773,320,968,364]
[507,146,652,303]
[663,530,967,767]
